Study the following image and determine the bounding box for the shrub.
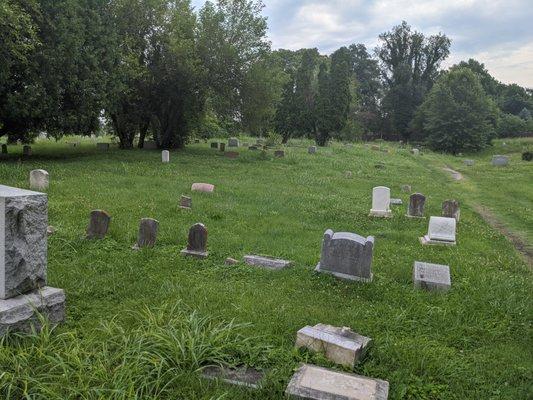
[497,113,528,138]
[522,151,532,161]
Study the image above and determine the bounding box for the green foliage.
[497,113,531,138]
[413,68,498,153]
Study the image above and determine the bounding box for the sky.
[191,0,533,88]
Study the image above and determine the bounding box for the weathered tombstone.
[47,226,55,236]
[225,151,239,159]
[401,184,412,193]
[219,143,226,152]
[285,364,389,400]
[308,146,317,154]
[411,148,420,155]
[369,186,391,217]
[390,198,403,206]
[161,150,170,163]
[29,169,49,191]
[210,142,218,149]
[224,257,239,265]
[191,183,214,193]
[371,144,380,151]
[0,185,66,336]
[228,138,239,147]
[1,144,7,154]
[243,255,292,270]
[274,150,285,157]
[407,193,426,218]
[420,216,456,246]
[413,261,451,292]
[202,366,264,389]
[315,229,374,282]
[133,218,158,249]
[464,159,475,166]
[179,195,192,209]
[96,143,109,151]
[442,199,460,221]
[181,223,208,258]
[144,140,157,150]
[248,145,258,150]
[22,145,32,157]
[296,324,372,367]
[491,155,508,166]
[86,210,111,239]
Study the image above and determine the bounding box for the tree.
[293,48,320,138]
[315,62,332,146]
[413,68,498,153]
[376,21,451,140]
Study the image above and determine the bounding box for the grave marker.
[133,218,158,249]
[243,255,292,270]
[96,143,109,151]
[491,155,508,166]
[210,142,218,149]
[413,261,451,292]
[161,150,170,163]
[86,210,111,239]
[369,186,392,217]
[274,150,285,157]
[22,145,32,157]
[420,216,456,246]
[228,138,239,147]
[181,223,208,258]
[191,183,214,193]
[442,200,460,221]
[308,146,317,154]
[30,169,49,191]
[407,193,425,218]
[179,195,192,209]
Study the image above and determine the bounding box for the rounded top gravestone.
[29,169,49,191]
[369,186,391,217]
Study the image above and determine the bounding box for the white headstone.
[413,261,451,292]
[420,216,456,245]
[369,186,391,217]
[162,150,170,163]
[29,169,49,191]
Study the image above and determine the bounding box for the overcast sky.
[191,0,533,88]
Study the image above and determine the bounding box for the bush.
[497,113,528,138]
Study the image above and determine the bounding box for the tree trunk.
[138,120,149,149]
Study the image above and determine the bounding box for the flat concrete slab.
[419,235,456,246]
[286,364,389,399]
[202,366,264,389]
[413,262,451,292]
[181,249,208,259]
[243,255,291,270]
[390,198,403,206]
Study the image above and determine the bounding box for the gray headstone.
[133,218,158,249]
[390,198,403,206]
[464,159,475,166]
[420,216,456,245]
[0,185,47,299]
[86,210,111,239]
[29,169,49,191]
[296,324,372,367]
[210,142,218,149]
[181,223,208,258]
[285,364,389,400]
[1,144,7,154]
[243,255,292,270]
[442,199,460,222]
[308,146,317,154]
[401,184,412,193]
[22,145,32,156]
[274,150,285,157]
[228,138,239,147]
[315,229,374,282]
[491,155,508,166]
[219,143,226,152]
[202,366,264,389]
[179,195,192,209]
[407,193,425,218]
[161,150,170,163]
[413,261,451,292]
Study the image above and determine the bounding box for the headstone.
[96,143,109,151]
[442,200,460,222]
[202,366,264,389]
[491,155,508,166]
[308,146,317,154]
[411,148,420,155]
[228,138,239,147]
[464,159,475,166]
[224,257,239,265]
[181,223,208,258]
[225,151,239,159]
[47,226,55,236]
[86,210,111,239]
[210,142,218,149]
[315,229,374,282]
[371,144,380,151]
[285,364,389,400]
[413,261,451,292]
[274,150,285,157]
[420,216,456,246]
[22,145,32,157]
[248,145,258,150]
[29,169,49,191]
[369,186,391,217]
[243,255,292,270]
[191,183,214,193]
[179,195,192,209]
[0,185,65,336]
[144,140,157,150]
[401,184,412,193]
[133,218,158,249]
[296,324,372,367]
[407,193,426,218]
[161,150,170,163]
[390,198,403,206]
[1,144,7,154]
[219,143,226,152]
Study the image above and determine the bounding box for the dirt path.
[442,165,463,180]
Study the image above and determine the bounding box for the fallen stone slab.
[202,366,264,389]
[243,255,291,270]
[296,324,371,367]
[191,183,215,193]
[285,364,389,400]
[224,257,239,265]
[390,198,403,206]
[413,261,451,292]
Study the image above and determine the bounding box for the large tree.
[376,21,451,140]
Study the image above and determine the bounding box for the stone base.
[244,255,292,270]
[369,209,392,218]
[181,249,209,259]
[390,198,403,206]
[406,214,426,219]
[315,264,373,283]
[202,366,264,389]
[0,287,66,337]
[419,235,456,246]
[285,364,389,400]
[179,206,191,210]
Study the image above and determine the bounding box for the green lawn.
[0,138,531,399]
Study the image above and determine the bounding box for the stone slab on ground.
[243,255,292,270]
[296,324,371,367]
[390,198,403,206]
[420,216,456,246]
[202,366,264,389]
[413,262,451,292]
[191,183,215,193]
[0,286,65,337]
[285,364,389,400]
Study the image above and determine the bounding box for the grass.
[0,137,531,399]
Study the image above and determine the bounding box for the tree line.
[1,1,532,153]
